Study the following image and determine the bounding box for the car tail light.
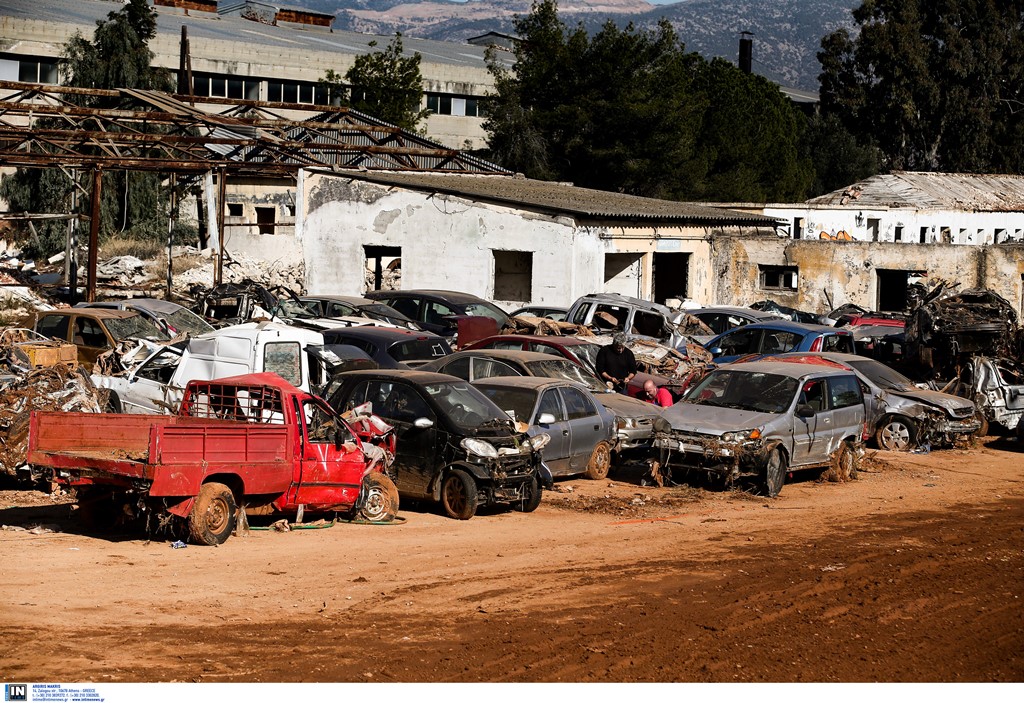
[810,337,823,352]
[862,421,870,441]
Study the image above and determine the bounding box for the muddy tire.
[441,468,478,520]
[358,473,400,522]
[973,411,989,439]
[837,442,858,481]
[104,391,123,414]
[188,482,237,545]
[760,447,786,497]
[876,415,917,451]
[512,475,542,513]
[584,441,612,480]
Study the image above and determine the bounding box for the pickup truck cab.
[27,373,399,545]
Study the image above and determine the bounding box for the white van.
[92,322,329,414]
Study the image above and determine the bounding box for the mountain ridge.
[297,1,859,92]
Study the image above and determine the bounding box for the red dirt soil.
[1,436,1022,683]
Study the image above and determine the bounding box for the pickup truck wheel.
[512,475,542,513]
[973,411,989,439]
[189,482,237,545]
[358,473,399,522]
[760,447,786,498]
[876,416,917,451]
[583,441,612,480]
[441,468,478,520]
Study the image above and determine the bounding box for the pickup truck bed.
[28,412,293,495]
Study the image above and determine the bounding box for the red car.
[463,334,690,402]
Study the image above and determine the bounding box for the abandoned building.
[0,0,503,149]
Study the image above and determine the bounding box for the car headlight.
[461,438,498,458]
[529,433,551,451]
[653,416,673,434]
[616,417,638,430]
[721,429,762,443]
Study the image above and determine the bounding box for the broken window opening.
[867,218,880,241]
[255,206,276,235]
[227,203,243,217]
[876,269,926,313]
[920,226,929,243]
[364,245,402,292]
[758,265,798,292]
[492,250,533,302]
[894,225,904,242]
[793,217,805,240]
[653,252,689,305]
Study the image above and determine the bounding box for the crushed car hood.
[886,388,975,414]
[658,402,777,435]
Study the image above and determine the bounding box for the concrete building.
[0,0,502,149]
[220,169,779,310]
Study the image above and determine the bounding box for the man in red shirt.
[642,379,673,408]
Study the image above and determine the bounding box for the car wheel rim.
[207,497,230,533]
[445,479,465,513]
[882,422,910,450]
[362,486,388,521]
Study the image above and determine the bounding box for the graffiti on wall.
[819,229,852,241]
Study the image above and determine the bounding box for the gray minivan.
[652,361,865,496]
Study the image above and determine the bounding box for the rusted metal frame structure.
[0,80,508,299]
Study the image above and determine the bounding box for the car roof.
[472,376,569,392]
[721,320,846,334]
[324,326,444,342]
[443,349,567,363]
[469,334,592,347]
[332,368,466,385]
[717,360,859,379]
[301,295,373,305]
[691,306,778,318]
[40,308,141,320]
[368,289,491,304]
[572,292,674,316]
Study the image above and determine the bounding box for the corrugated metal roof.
[327,171,781,225]
[807,171,1024,211]
[1,0,507,70]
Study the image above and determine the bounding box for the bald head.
[643,380,657,396]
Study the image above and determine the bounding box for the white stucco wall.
[300,173,606,308]
[765,205,1024,245]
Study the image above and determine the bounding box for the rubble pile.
[507,315,593,336]
[96,255,153,288]
[173,250,305,295]
[0,362,103,479]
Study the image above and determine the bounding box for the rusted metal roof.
[807,172,1024,211]
[330,171,781,225]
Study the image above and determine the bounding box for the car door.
[114,346,184,414]
[294,396,365,509]
[422,299,460,337]
[534,387,572,476]
[560,386,605,473]
[73,316,114,368]
[340,379,438,497]
[709,327,763,363]
[468,356,522,381]
[790,377,835,466]
[826,374,865,446]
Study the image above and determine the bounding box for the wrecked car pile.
[0,329,103,480]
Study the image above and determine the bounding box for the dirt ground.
[1,435,1022,684]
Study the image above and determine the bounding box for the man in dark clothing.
[596,333,637,394]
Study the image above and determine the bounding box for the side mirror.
[709,347,723,356]
[413,417,434,429]
[796,404,816,418]
[537,412,556,425]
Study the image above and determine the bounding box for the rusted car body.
[653,361,866,496]
[27,373,398,544]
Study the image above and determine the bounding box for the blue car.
[704,320,855,364]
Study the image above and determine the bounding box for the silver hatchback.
[653,361,866,496]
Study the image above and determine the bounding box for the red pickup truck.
[27,373,399,545]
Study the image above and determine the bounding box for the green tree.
[484,0,812,202]
[801,113,881,197]
[0,0,174,256]
[338,33,430,132]
[818,0,1024,173]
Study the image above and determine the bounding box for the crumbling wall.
[711,237,1004,314]
[302,173,604,308]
